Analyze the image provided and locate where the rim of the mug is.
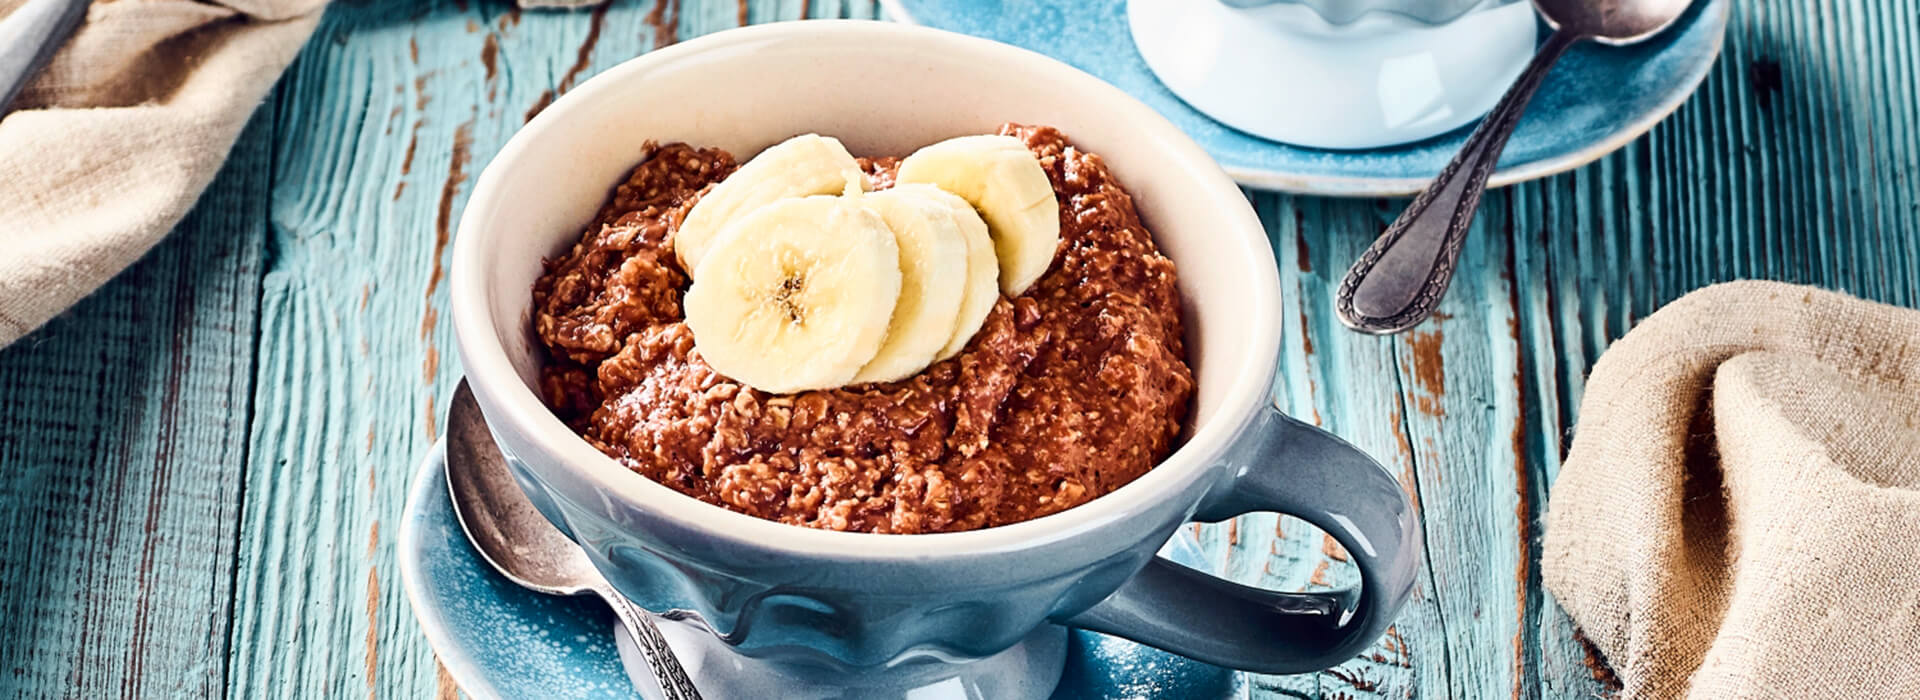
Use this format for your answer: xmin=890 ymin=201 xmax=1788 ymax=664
xmin=451 ymin=20 xmax=1282 ymax=559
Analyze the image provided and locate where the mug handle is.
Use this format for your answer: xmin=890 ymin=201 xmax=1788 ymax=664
xmin=1063 ymin=401 xmax=1422 ymax=674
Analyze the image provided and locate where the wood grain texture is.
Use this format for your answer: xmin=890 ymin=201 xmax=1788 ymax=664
xmin=0 ymin=107 xmax=272 ymax=698
xmin=0 ymin=0 xmax=1915 ymax=697
xmin=1199 ymin=1 xmax=1920 ymax=697
xmin=223 ymin=1 xmax=879 ymax=699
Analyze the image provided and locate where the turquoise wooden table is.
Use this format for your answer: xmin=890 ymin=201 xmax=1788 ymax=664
xmin=2 ymin=0 xmax=1916 ymax=697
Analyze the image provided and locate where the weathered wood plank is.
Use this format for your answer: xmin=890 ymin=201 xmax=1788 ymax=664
xmin=226 ymin=2 xmax=503 ymax=695
xmin=1205 ymin=1 xmax=1919 ymax=698
xmin=158 ymin=0 xmax=1920 ymax=698
xmin=1503 ymin=3 xmax=1920 ymax=694
xmin=0 ymin=0 xmax=1913 ymax=696
xmin=224 ymin=1 xmax=879 ymax=697
xmin=1213 ymin=191 xmax=1547 ymax=700
xmin=0 ymin=107 xmax=272 ymax=699
xmin=1243 ymin=193 xmax=1454 ymax=700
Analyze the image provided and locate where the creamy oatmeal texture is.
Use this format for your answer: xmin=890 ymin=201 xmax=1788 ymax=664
xmin=533 ymin=125 xmax=1193 ymax=534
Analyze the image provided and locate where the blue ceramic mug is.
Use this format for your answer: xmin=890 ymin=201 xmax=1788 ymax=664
xmin=452 ymin=21 xmax=1420 ymax=695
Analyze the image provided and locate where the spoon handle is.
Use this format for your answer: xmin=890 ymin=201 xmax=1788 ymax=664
xmin=0 ymin=0 xmax=90 ymax=116
xmin=599 ymin=585 xmax=705 ymax=700
xmin=1335 ymin=29 xmax=1583 ymax=334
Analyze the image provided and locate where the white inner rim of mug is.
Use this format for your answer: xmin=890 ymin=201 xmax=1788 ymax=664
xmin=450 ymin=21 xmax=1285 ymax=559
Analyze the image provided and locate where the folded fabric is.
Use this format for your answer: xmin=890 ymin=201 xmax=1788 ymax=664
xmin=1544 ymin=281 xmax=1920 ymax=698
xmin=0 ymin=0 xmax=320 ymax=346
xmin=0 ymin=0 xmax=593 ymax=347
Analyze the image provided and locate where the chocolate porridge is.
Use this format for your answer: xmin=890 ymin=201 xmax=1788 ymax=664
xmin=532 ymin=125 xmax=1193 ymax=534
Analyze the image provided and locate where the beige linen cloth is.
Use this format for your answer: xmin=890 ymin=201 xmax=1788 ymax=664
xmin=0 ymin=0 xmax=594 ymax=347
xmin=1544 ymin=281 xmax=1920 ymax=698
xmin=0 ymin=0 xmax=321 ymax=345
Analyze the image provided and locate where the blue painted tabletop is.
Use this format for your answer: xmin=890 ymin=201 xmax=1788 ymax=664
xmin=1 ymin=0 xmax=1916 ymax=698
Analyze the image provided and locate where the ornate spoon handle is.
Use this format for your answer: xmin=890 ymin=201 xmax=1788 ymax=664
xmin=601 ymin=585 xmax=704 ymax=700
xmin=1336 ymin=29 xmax=1585 ymax=334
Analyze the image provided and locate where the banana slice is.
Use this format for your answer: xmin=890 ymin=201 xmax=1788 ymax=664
xmin=675 ymin=134 xmax=865 ymax=273
xmin=684 ymin=195 xmax=901 ymax=394
xmin=896 ymin=135 xmax=1059 ymax=296
xmin=891 ymin=184 xmax=999 ymax=361
xmin=849 ymin=187 xmax=971 ymax=385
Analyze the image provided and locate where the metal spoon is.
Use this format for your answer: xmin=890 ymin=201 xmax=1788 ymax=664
xmin=445 ymin=380 xmax=703 ymax=700
xmin=0 ymin=0 xmax=90 ymax=117
xmin=1334 ymin=0 xmax=1694 ymax=334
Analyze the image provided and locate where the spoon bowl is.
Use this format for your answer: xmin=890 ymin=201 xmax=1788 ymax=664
xmin=446 ymin=382 xmax=601 ymax=595
xmin=445 ymin=380 xmax=703 ymax=699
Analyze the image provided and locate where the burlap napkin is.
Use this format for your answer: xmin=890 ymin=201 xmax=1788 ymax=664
xmin=0 ymin=0 xmax=319 ymax=345
xmin=0 ymin=0 xmax=597 ymax=347
xmin=1544 ymin=281 xmax=1920 ymax=698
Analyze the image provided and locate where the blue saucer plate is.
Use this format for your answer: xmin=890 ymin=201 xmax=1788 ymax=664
xmin=399 ymin=440 xmax=1248 ymax=699
xmin=880 ymin=0 xmax=1728 ymax=195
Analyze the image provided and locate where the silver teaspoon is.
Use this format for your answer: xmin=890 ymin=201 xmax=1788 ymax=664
xmin=445 ymin=380 xmax=703 ymax=700
xmin=1334 ymin=0 xmax=1695 ymax=334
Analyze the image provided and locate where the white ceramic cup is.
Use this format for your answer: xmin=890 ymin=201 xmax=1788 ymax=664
xmin=1127 ymin=0 xmax=1539 ymax=149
